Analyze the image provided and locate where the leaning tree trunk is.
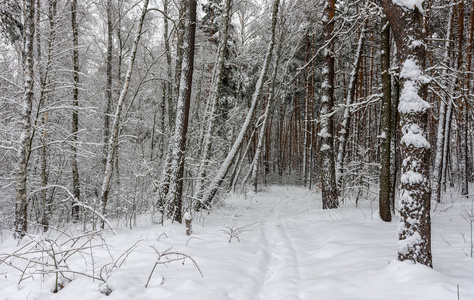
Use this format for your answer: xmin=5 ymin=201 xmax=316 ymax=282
xmin=164 ymin=0 xmax=197 ymax=223
xmin=249 ymin=21 xmax=284 ymax=193
xmin=71 ymin=0 xmax=81 ymax=222
xmin=100 ymin=0 xmax=149 ymax=228
xmin=195 ymin=0 xmax=233 ymax=202
xmin=381 ymin=0 xmax=433 ymax=268
xmin=379 ymin=16 xmax=392 ymax=222
xmin=319 ymin=0 xmax=338 ymax=210
xmin=14 ymin=0 xmax=35 ymax=239
xmin=201 ymin=0 xmax=280 ymax=208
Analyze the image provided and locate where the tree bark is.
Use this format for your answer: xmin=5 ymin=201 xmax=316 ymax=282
xmin=319 ymin=0 xmax=338 ymax=210
xmin=381 ymin=0 xmax=433 ymax=268
xmin=103 ymin=0 xmax=113 ymax=170
xmin=14 ymin=0 xmax=35 ymax=239
xmin=431 ymin=6 xmax=454 ymax=203
xmin=336 ymin=24 xmax=365 ymax=190
xmin=379 ymin=16 xmax=392 ymax=222
xmin=165 ymin=0 xmax=197 ymax=223
xmin=71 ymin=0 xmax=81 ymax=222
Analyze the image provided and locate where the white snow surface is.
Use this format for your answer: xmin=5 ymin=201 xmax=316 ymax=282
xmin=1 ymin=186 xmax=474 ymax=299
xmin=393 ymin=0 xmax=425 ymax=12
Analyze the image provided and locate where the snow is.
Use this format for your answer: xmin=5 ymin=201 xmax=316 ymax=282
xmin=393 ymin=0 xmax=425 ymax=12
xmin=401 ymin=125 xmax=430 ymax=149
xmin=400 ymin=170 xmax=425 ymax=185
xmin=398 ymin=59 xmax=431 ymax=116
xmin=318 ymin=127 xmax=331 ymax=138
xmin=1 ymin=186 xmax=474 ymax=300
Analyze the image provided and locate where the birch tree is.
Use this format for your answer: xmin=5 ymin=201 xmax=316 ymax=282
xmin=200 ymin=0 xmax=280 ymax=208
xmin=70 ymin=0 xmax=81 ymax=222
xmin=100 ymin=0 xmax=150 ymax=227
xmin=195 ymin=0 xmax=233 ymax=203
xmin=14 ymin=0 xmax=35 ymax=239
xmin=381 ymin=0 xmax=433 ymax=267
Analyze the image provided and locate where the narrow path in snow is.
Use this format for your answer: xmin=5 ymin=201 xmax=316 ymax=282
xmin=258 ymin=188 xmax=305 ymax=300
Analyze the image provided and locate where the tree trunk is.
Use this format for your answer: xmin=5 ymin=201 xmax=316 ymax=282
xmin=381 ymin=0 xmax=433 ymax=268
xmin=71 ymin=0 xmax=81 ymax=222
xmin=249 ymin=19 xmax=284 ymax=193
xmin=103 ymin=0 xmax=113 ymax=170
xmin=431 ymin=6 xmax=454 ymax=203
xmin=165 ymin=0 xmax=197 ymax=223
xmin=195 ymin=0 xmax=233 ymax=203
xmin=379 ymin=16 xmax=391 ymax=222
xmin=201 ymin=0 xmax=280 ymax=208
xmin=319 ymin=0 xmax=338 ymax=210
xmin=460 ymin=0 xmax=473 ymax=195
xmin=14 ymin=0 xmax=35 ymax=239
xmin=336 ymin=24 xmax=365 ymax=190
xmin=100 ymin=0 xmax=149 ymax=228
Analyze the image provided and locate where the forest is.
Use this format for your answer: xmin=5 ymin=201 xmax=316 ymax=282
xmin=0 ymin=0 xmax=473 ymax=299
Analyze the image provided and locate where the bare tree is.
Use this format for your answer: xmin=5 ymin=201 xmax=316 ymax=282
xmin=100 ymin=0 xmax=150 ymax=228
xmin=200 ymin=0 xmax=280 ymax=208
xmin=195 ymin=0 xmax=233 ymax=203
xmin=14 ymin=0 xmax=35 ymax=239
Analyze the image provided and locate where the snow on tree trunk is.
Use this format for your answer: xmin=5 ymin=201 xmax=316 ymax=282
xmin=195 ymin=0 xmax=233 ymax=203
xmin=14 ymin=0 xmax=35 ymax=239
xmin=319 ymin=0 xmax=338 ymax=210
xmin=165 ymin=0 xmax=197 ymax=223
xmin=71 ymin=0 xmax=81 ymax=222
xmin=382 ymin=0 xmax=433 ymax=268
xmin=336 ymin=23 xmax=365 ymax=190
xmin=100 ymin=0 xmax=149 ymax=228
xmin=201 ymin=0 xmax=280 ymax=208
xmin=379 ymin=17 xmax=392 ymax=222
xmin=249 ymin=21 xmax=284 ymax=193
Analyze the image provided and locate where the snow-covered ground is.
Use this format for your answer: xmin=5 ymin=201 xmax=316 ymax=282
xmin=1 ymin=186 xmax=474 ymax=299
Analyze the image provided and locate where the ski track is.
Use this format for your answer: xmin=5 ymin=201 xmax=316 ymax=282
xmin=258 ymin=190 xmax=303 ymax=300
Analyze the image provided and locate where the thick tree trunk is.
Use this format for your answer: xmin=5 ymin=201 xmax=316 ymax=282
xmin=165 ymin=0 xmax=197 ymax=223
xmin=381 ymin=0 xmax=433 ymax=268
xmin=379 ymin=17 xmax=392 ymax=222
xmin=201 ymin=0 xmax=280 ymax=207
xmin=14 ymin=0 xmax=35 ymax=239
xmin=319 ymin=0 xmax=338 ymax=210
xmin=71 ymin=0 xmax=81 ymax=222
xmin=100 ymin=0 xmax=149 ymax=227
